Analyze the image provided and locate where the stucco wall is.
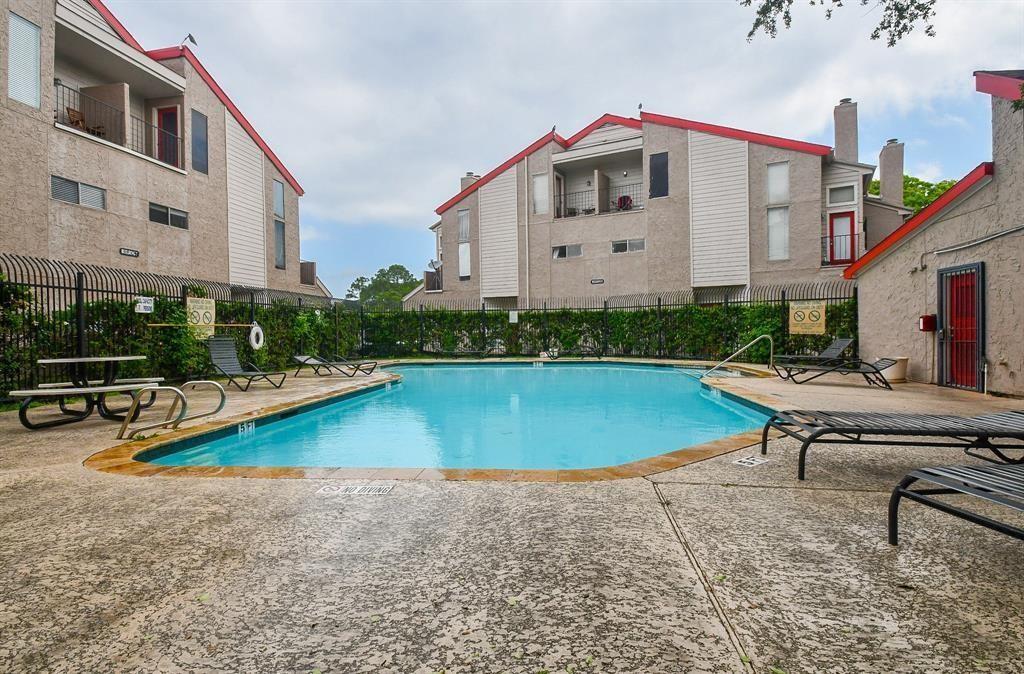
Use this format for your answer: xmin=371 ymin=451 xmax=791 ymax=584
xmin=642 ymin=123 xmax=690 ymax=292
xmin=857 ymin=97 xmax=1024 ymax=395
xmin=863 ymin=200 xmax=906 ymax=248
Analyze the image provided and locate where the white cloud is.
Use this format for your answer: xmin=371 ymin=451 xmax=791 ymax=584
xmin=910 ymin=162 xmax=945 ymax=183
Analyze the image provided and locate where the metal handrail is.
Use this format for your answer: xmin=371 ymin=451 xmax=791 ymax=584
xmin=700 ymin=334 xmax=774 ymax=379
xmin=116 ymin=380 xmax=226 ymax=439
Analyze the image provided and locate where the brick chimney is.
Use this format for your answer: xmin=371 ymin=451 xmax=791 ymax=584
xmin=879 ymin=138 xmax=905 ymax=206
xmin=833 ymin=98 xmax=858 ymax=163
xmin=461 ymin=172 xmax=479 ymax=190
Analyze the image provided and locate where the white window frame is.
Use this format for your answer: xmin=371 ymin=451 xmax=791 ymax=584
xmin=457 ymin=209 xmax=470 ymax=243
xmin=767 ymin=206 xmax=789 ymax=261
xmin=611 ymin=238 xmax=645 ymax=254
xmin=273 ymin=179 xmax=285 ymax=218
xmin=7 ymin=12 xmax=41 ymax=109
xmin=827 ymin=183 xmax=857 ymax=207
xmin=766 ymin=161 xmax=790 ymax=205
xmin=532 ymin=173 xmax=549 ymax=215
xmin=552 ymin=243 xmax=582 ymax=259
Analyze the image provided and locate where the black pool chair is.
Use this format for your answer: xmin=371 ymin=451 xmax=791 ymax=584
xmin=775 ymin=337 xmax=854 ymax=365
xmin=773 ymin=357 xmax=898 ymax=389
xmin=761 ymin=409 xmax=1024 ymax=480
xmin=888 ymin=463 xmax=1024 ymax=545
xmin=326 ymin=354 xmax=378 ymax=375
xmin=207 ymin=336 xmax=287 ymax=391
xmin=292 ymin=355 xmax=356 ymax=377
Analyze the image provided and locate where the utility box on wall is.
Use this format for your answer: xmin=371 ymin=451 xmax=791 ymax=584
xmin=919 ymin=314 xmax=937 ymax=332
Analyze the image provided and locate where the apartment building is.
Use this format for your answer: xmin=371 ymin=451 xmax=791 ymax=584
xmin=1 ymin=0 xmax=325 ymax=294
xmin=405 ymin=100 xmax=909 ymax=307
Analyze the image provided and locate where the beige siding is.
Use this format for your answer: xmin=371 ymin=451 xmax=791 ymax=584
xmin=688 ymin=130 xmax=749 ymax=286
xmin=225 ymin=110 xmax=266 ymax=287
xmin=572 ymin=123 xmax=641 ymax=149
xmin=478 ymin=165 xmax=519 ymax=298
xmin=56 ymin=0 xmax=118 ymax=40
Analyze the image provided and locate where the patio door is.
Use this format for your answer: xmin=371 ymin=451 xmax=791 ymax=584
xmin=828 ymin=211 xmax=855 ymax=264
xmin=938 ymin=263 xmax=984 ymax=391
xmin=156 ymin=107 xmax=179 ymax=167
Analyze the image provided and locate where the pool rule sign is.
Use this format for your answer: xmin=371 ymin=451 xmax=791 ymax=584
xmin=789 ymin=300 xmax=826 ymax=335
xmin=187 ymin=297 xmax=216 ymax=338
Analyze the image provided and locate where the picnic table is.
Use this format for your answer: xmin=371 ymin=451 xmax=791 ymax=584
xmin=13 ymin=356 xmax=157 ymax=429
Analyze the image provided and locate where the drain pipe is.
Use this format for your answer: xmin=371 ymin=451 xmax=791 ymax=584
xmin=523 ymin=160 xmax=530 ymax=302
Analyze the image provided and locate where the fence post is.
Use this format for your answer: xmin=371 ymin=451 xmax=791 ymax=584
xmin=418 ymin=305 xmax=425 ymax=353
xmin=480 ymin=302 xmax=486 ymax=350
xmin=657 ymin=297 xmax=663 ymax=358
xmin=297 ymin=297 xmax=303 ymax=353
xmin=359 ymin=304 xmax=365 ymax=355
xmin=333 ymin=302 xmax=340 ymax=357
xmin=75 ymin=271 xmax=87 ymax=358
xmin=542 ymin=301 xmax=548 ymax=352
xmin=249 ymin=291 xmax=256 ymax=325
xmin=602 ymin=300 xmax=609 ymax=357
xmin=781 ymin=289 xmax=788 ymax=352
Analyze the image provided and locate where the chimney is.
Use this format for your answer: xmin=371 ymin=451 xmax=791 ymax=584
xmin=461 ymin=171 xmax=479 ymax=190
xmin=833 ymin=98 xmax=858 ymax=163
xmin=879 ymin=138 xmax=905 ymax=206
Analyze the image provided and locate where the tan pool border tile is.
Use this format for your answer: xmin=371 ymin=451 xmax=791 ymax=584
xmin=84 ymin=360 xmax=779 ymax=483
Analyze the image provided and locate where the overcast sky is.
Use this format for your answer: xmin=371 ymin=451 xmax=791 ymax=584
xmin=108 ymin=0 xmax=1024 ymax=296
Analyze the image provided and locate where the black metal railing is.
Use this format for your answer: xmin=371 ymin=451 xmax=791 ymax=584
xmin=605 ymin=183 xmax=644 ymax=212
xmin=555 ymin=189 xmax=596 ymax=218
xmin=821 ymin=233 xmax=858 ymax=266
xmin=53 ymin=82 xmax=183 ymax=169
xmin=425 ymin=269 xmax=443 ymax=292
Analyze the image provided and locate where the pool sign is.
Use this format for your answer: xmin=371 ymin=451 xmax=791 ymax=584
xmin=186 ymin=296 xmax=216 ymax=338
xmin=789 ymin=300 xmax=826 ymax=335
xmin=134 ymin=296 xmax=154 ymax=314
xmin=509 ymin=310 xmax=518 ymax=324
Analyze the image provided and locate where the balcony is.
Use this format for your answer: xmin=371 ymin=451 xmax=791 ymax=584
xmin=555 ymin=183 xmax=644 ymax=218
xmin=424 ymin=268 xmax=443 ymax=292
xmin=821 ymin=233 xmax=858 ymax=266
xmin=54 ymin=82 xmax=183 ymax=169
xmin=552 ymin=147 xmax=643 ymax=220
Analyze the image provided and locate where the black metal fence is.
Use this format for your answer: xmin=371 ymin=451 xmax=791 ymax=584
xmin=0 ymin=254 xmax=857 ymax=398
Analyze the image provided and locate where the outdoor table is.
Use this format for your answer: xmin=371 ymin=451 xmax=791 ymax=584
xmin=34 ymin=355 xmax=148 ymax=423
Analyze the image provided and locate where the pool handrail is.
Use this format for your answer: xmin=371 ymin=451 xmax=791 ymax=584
xmin=116 ymin=380 xmax=227 ymax=440
xmin=701 ymin=334 xmax=773 ymax=379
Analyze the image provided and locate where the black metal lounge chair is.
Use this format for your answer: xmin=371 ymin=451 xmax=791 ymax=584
xmin=761 ymin=409 xmax=1024 ymax=480
xmin=292 ymin=355 xmax=357 ymax=377
xmin=773 ymin=357 xmax=898 ymax=389
xmin=775 ymin=337 xmax=854 ymax=365
xmin=206 ymin=336 xmax=286 ymax=391
xmin=327 ymin=354 xmax=378 ymax=375
xmin=888 ymin=463 xmax=1024 ymax=544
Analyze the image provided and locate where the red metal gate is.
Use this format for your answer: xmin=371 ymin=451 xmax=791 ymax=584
xmin=938 ymin=263 xmax=984 ymax=391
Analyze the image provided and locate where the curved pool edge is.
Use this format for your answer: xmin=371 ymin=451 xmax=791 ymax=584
xmin=84 ymin=360 xmax=782 ymax=483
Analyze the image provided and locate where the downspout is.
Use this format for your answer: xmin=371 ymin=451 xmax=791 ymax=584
xmin=523 ymin=159 xmax=530 ymax=305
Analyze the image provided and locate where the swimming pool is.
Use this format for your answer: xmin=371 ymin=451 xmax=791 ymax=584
xmin=141 ymin=363 xmax=769 ymax=471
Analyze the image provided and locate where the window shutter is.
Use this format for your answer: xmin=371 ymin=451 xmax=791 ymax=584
xmin=8 ymin=13 xmax=41 ymax=108
xmin=79 ymin=184 xmax=106 ymax=209
xmin=50 ymin=176 xmax=79 ymax=204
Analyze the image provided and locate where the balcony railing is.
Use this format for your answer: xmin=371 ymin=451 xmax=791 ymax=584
xmin=425 ymin=268 xmax=443 ymax=292
xmin=604 ymin=183 xmax=644 ymax=212
xmin=555 ymin=182 xmax=644 ymax=219
xmin=54 ymin=82 xmax=183 ymax=169
xmin=821 ymin=233 xmax=858 ymax=266
xmin=555 ymin=189 xmax=596 ymax=218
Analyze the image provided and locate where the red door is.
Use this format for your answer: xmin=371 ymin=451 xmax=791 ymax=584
xmin=939 ymin=264 xmax=983 ymax=390
xmin=828 ymin=211 xmax=855 ymax=264
xmin=156 ymin=107 xmax=179 ymax=167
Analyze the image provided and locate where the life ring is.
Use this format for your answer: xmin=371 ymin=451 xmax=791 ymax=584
xmin=248 ymin=322 xmax=265 ymax=350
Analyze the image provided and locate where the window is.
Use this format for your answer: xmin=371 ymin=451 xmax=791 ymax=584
xmin=50 ymin=175 xmax=106 ymax=209
xmin=191 ymin=109 xmax=208 ymax=174
xmin=612 ymin=238 xmax=645 ymax=254
xmin=148 ymin=202 xmax=189 ymax=229
xmin=457 ymin=209 xmax=470 ymax=242
xmin=8 ymin=13 xmax=40 ymax=108
xmin=273 ymin=179 xmax=285 ymax=218
xmin=767 ymin=162 xmax=789 ymax=204
xmin=274 ymin=220 xmax=286 ymax=269
xmin=532 ymin=173 xmax=549 ymax=214
xmin=649 ymin=152 xmax=668 ymax=199
xmin=767 ymin=206 xmax=789 ymax=260
xmin=552 ymin=244 xmax=582 ymax=259
xmin=828 ymin=184 xmax=856 ymax=205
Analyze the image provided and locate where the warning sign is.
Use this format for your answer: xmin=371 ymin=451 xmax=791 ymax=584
xmin=186 ymin=297 xmax=216 ymax=339
xmin=789 ymin=300 xmax=826 ymax=335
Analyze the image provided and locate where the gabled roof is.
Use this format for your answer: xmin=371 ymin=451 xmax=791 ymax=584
xmin=85 ymin=0 xmax=303 ymax=195
xmin=974 ymin=70 xmax=1024 ymax=100
xmin=843 ymin=162 xmax=994 ymax=279
xmin=434 ymin=110 xmax=832 ymax=214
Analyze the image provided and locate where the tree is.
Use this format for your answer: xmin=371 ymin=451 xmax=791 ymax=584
xmin=868 ymin=174 xmax=956 ymax=213
xmin=344 ymin=264 xmax=419 ymax=306
xmin=1012 ymin=83 xmax=1024 ymax=114
xmin=741 ymin=0 xmax=937 ymax=46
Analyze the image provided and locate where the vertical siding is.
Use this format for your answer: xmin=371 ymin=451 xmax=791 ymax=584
xmin=478 ymin=165 xmax=519 ymax=298
xmin=225 ymin=111 xmax=266 ymax=287
xmin=688 ymin=131 xmax=749 ymax=286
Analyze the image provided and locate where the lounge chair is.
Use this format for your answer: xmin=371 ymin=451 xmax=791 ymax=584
xmin=773 ymin=357 xmax=898 ymax=389
xmin=888 ymin=463 xmax=1024 ymax=544
xmin=326 ymin=354 xmax=378 ymax=375
xmin=775 ymin=337 xmax=854 ymax=365
xmin=206 ymin=336 xmax=286 ymax=391
xmin=761 ymin=409 xmax=1024 ymax=480
xmin=292 ymin=355 xmax=356 ymax=377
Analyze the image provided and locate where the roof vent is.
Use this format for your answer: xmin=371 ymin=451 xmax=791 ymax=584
xmin=886 ymin=138 xmax=899 ymax=145
xmin=839 ymin=97 xmax=853 ymax=104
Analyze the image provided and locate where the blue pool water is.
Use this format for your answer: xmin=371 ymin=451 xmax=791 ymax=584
xmin=146 ymin=363 xmax=768 ymax=470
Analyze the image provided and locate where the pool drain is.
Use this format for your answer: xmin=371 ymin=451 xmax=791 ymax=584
xmin=317 ymin=485 xmax=393 ymax=495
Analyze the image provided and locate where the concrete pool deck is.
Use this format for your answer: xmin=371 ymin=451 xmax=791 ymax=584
xmin=1 ymin=360 xmax=1022 ymax=672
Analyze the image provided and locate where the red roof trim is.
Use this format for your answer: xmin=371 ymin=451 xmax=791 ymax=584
xmin=434 ymin=131 xmax=566 ymax=215
xmin=844 ymin=162 xmax=994 ymax=279
xmin=975 ymin=72 xmax=1024 ymax=101
xmin=563 ymin=114 xmax=642 ymax=147
xmin=640 ymin=112 xmax=832 ymax=156
xmin=85 ymin=0 xmax=145 ymax=52
xmin=147 ymin=46 xmax=304 ymax=196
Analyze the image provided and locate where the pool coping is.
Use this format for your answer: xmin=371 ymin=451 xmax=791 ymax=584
xmin=83 ymin=359 xmax=783 ymax=482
